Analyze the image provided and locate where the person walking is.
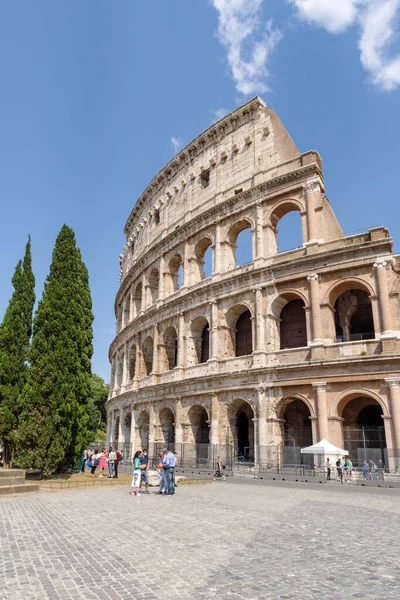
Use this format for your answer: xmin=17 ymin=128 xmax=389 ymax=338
xmin=157 ymin=451 xmax=167 ymax=495
xmin=345 ymin=457 xmax=353 ymax=481
xmin=90 ymin=450 xmax=100 ymax=477
xmin=362 ymin=460 xmax=369 ymax=479
xmin=163 ymin=446 xmax=176 ymax=495
xmin=325 ymin=458 xmax=331 ymax=480
xmin=336 ymin=457 xmax=343 ymax=483
xmin=139 ymin=448 xmax=150 ymax=495
xmin=108 ymin=447 xmax=116 ymax=479
xmin=130 ymin=450 xmax=145 ymax=497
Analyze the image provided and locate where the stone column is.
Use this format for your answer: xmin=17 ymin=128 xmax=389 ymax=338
xmin=129 ymin=284 xmax=135 ymax=321
xmin=110 ymin=411 xmax=116 ymax=445
xmin=265 ymin=222 xmax=278 ymax=256
xmin=307 ymin=274 xmax=323 ymax=344
xmin=118 ymin=408 xmax=123 ymax=447
xmin=374 ymin=261 xmax=394 ymax=337
xmin=152 ymin=324 xmax=159 ymax=376
xmin=214 ymin=220 xmax=222 ymax=275
xmin=121 ymin=298 xmax=126 ymax=329
xmin=158 ymin=255 xmax=165 ymax=302
xmin=183 ymin=239 xmax=190 ymax=288
xmin=255 ymin=201 xmax=265 ymax=261
xmin=253 ymin=286 xmax=267 ymax=367
xmin=121 ymin=343 xmax=129 ymax=390
xmin=256 ymin=388 xmax=268 ymax=466
xmin=110 ymin=357 xmax=116 ymax=394
xmin=130 ymin=409 xmax=136 ymax=459
xmin=141 ymin=273 xmax=147 ymax=313
xmin=312 ymin=382 xmax=329 ymax=441
xmin=303 ymin=181 xmax=320 ymax=244
xmin=385 ymin=378 xmax=400 ymax=470
xmin=148 ymin=404 xmax=156 ymax=453
xmin=174 ymin=399 xmax=183 ymax=446
xmin=210 ymin=394 xmax=219 ymax=447
xmin=176 ymin=312 xmax=186 ymax=372
xmin=209 ymin=301 xmax=220 ymax=371
xmin=134 ymin=338 xmax=141 ymax=389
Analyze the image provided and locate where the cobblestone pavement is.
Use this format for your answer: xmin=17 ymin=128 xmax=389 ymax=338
xmin=1 ymin=480 xmax=400 ymax=600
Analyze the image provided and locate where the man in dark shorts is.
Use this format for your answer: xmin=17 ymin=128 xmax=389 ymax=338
xmin=139 ymin=448 xmax=150 ymax=494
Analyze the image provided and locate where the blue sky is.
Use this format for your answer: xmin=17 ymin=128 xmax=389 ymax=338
xmin=0 ymin=0 xmax=399 ymax=382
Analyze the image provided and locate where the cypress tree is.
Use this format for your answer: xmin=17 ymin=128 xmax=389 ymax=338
xmin=0 ymin=237 xmax=35 ymax=468
xmin=19 ymin=225 xmax=93 ymax=475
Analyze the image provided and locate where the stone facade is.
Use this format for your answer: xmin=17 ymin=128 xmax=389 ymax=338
xmin=106 ymin=96 xmax=400 ymax=470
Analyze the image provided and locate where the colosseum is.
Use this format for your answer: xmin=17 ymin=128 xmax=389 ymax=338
xmin=106 ymin=96 xmax=400 ymax=472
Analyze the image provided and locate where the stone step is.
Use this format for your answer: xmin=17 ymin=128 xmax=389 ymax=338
xmin=0 ymin=483 xmax=40 ymax=496
xmin=0 ymin=476 xmax=26 ymax=486
xmin=0 ymin=469 xmax=26 ymax=478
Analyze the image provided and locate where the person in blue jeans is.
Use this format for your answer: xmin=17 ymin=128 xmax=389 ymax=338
xmin=162 ymin=447 xmax=176 ymax=495
xmin=139 ymin=449 xmax=150 ymax=494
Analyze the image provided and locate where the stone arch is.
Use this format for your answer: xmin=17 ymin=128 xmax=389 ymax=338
xmin=128 ymin=342 xmax=136 ymax=380
xmin=193 ymin=237 xmax=213 ymax=283
xmin=334 ymin=390 xmax=388 ymax=466
xmin=137 ymin=409 xmax=149 ymax=450
xmin=159 ymin=407 xmax=175 ymax=446
xmin=331 ymin=389 xmax=388 ymax=418
xmin=163 ymin=326 xmax=178 ymax=371
xmin=188 ymin=405 xmax=210 ymax=444
xmin=269 ymin=291 xmax=308 ymax=351
xmin=227 ymin=399 xmax=255 ymax=461
xmin=166 ymin=253 xmax=183 ymax=295
xmin=226 ymin=219 xmax=253 ymax=270
xmin=190 ymin=316 xmax=210 ymax=364
xmin=324 ymin=278 xmax=375 ymax=307
xmin=267 ymin=200 xmax=304 ymax=255
xmin=148 ymin=268 xmax=160 ymax=305
xmin=133 ymin=282 xmax=143 ymax=317
xmin=225 ymin=303 xmax=253 ymax=357
xmin=142 ymin=336 xmax=154 ymax=376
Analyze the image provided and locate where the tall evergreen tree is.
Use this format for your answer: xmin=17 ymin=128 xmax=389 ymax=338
xmin=0 ymin=237 xmax=35 ymax=467
xmin=19 ymin=225 xmax=93 ymax=475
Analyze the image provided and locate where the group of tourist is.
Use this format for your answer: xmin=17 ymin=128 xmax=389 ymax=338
xmin=79 ymin=447 xmax=123 ymax=479
xmin=325 ymin=456 xmax=385 ymax=482
xmin=131 ymin=447 xmax=177 ymax=497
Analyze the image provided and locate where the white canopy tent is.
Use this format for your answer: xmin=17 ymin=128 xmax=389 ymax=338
xmin=301 ymin=439 xmax=348 ymax=456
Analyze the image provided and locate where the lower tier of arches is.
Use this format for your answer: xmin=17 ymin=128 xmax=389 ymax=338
xmin=106 ymin=377 xmax=400 ymax=471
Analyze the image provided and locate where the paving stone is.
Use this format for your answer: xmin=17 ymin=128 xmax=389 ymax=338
xmin=0 ymin=482 xmax=400 ymax=599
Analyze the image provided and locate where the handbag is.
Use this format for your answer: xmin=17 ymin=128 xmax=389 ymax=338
xmin=87 ymin=460 xmax=92 ymax=468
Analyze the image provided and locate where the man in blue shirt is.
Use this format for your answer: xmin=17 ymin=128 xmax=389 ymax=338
xmin=139 ymin=448 xmax=150 ymax=494
xmin=162 ymin=447 xmax=176 ymax=495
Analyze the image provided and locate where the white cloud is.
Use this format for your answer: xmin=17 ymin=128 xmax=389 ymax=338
xmin=290 ymin=0 xmax=362 ymax=33
xmin=359 ymin=0 xmax=400 ymax=90
xmin=212 ymin=0 xmax=281 ymax=95
xmin=213 ymin=107 xmax=230 ymax=120
xmin=290 ymin=0 xmax=400 ymax=90
xmin=171 ymin=136 xmax=182 ymax=153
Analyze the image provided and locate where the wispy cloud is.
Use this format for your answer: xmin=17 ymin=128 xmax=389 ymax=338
xmin=171 ymin=136 xmax=183 ymax=153
xmin=291 ymin=0 xmax=400 ymax=90
xmin=359 ymin=0 xmax=400 ymax=90
xmin=213 ymin=107 xmax=230 ymax=121
xmin=289 ymin=0 xmax=362 ymax=33
xmin=211 ymin=0 xmax=282 ymax=95
xmin=211 ymin=0 xmax=400 ymax=93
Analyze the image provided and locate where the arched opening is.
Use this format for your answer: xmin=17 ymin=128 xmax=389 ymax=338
xmin=164 ymin=327 xmax=178 ymax=371
xmin=194 ymin=238 xmax=213 ymax=282
xmin=123 ymin=296 xmax=130 ymax=326
xmin=148 ymin=269 xmax=160 ymax=305
xmin=159 ymin=408 xmax=175 ymax=447
xmin=235 ymin=310 xmax=252 ymax=356
xmin=226 ymin=220 xmax=253 ymax=269
xmin=167 ymin=254 xmax=184 ymax=294
xmin=116 ymin=355 xmax=123 ymax=387
xmin=190 ymin=317 xmax=210 ymax=364
xmin=128 ymin=344 xmax=136 ymax=380
xmin=280 ymin=299 xmax=307 ymax=349
xmin=138 ymin=410 xmax=149 ymax=450
xmin=334 ymin=289 xmax=375 ymax=342
xmin=142 ymin=336 xmax=154 ymax=376
xmin=133 ymin=283 xmax=142 ymax=317
xmin=228 ymin=400 xmax=254 ymax=462
xmin=275 ymin=210 xmax=302 ymax=253
xmin=280 ymin=399 xmax=312 ymax=466
xmin=341 ymin=397 xmax=386 ymax=466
